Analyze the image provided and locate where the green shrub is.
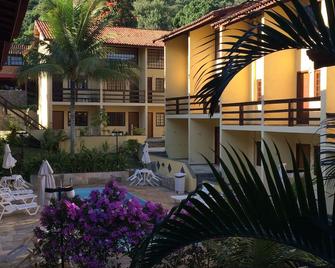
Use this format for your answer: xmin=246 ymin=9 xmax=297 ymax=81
xmin=40 ymin=129 xmax=67 ymax=152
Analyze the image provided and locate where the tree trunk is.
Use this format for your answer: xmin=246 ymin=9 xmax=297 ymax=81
xmin=70 ymin=80 xmax=76 ymax=155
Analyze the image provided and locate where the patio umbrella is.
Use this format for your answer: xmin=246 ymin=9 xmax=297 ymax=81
xmin=38 ymin=160 xmax=56 ymax=206
xmin=2 ymin=144 xmax=17 ymax=174
xmin=141 ymin=142 xmax=151 ymax=165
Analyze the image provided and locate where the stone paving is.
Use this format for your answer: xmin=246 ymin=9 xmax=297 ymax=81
xmin=0 ymin=181 xmax=180 ymax=267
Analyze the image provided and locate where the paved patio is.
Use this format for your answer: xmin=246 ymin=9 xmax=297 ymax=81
xmin=0 ymin=181 xmax=179 ymax=267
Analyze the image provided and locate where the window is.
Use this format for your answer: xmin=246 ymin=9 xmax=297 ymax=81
xmin=107 ymin=47 xmax=138 ymax=63
xmin=255 ymin=141 xmax=261 ymax=166
xmin=256 ymin=79 xmax=262 ymax=101
xmin=148 ymin=49 xmax=164 ymax=69
xmin=68 ymin=80 xmax=88 ymax=89
xmin=105 ymin=79 xmax=127 ymax=91
xmin=314 ymin=70 xmax=321 ymax=96
xmin=67 ymin=112 xmax=88 ymax=126
xmin=5 ymin=55 xmax=24 ymax=66
xmin=155 ymin=78 xmax=164 ymax=92
xmin=107 ymin=112 xmax=125 ymax=126
xmin=156 ymin=113 xmax=165 ymax=127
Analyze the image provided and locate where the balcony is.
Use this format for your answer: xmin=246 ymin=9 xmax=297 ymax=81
xmin=222 ymin=96 xmax=321 ymax=126
xmin=148 ymin=91 xmax=165 ymax=104
xmin=166 ymin=95 xmax=218 ymax=115
xmin=53 ymin=88 xmax=100 ymax=103
xmin=103 ymin=89 xmax=145 ymax=103
xmin=52 ymin=88 xmax=164 ymax=104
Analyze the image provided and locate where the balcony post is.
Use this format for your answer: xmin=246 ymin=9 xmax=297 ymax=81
xmin=288 ymin=100 xmax=294 ymax=126
xmin=239 ymin=104 xmax=244 ymax=125
xmin=176 ymin=99 xmax=180 ymax=114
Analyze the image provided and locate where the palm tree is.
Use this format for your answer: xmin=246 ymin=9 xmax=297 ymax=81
xmin=196 ymin=0 xmax=335 ymax=115
xmin=18 ymin=0 xmax=136 ymax=154
xmin=130 ymin=142 xmax=335 ymax=267
xmin=215 ymin=238 xmax=328 ymax=268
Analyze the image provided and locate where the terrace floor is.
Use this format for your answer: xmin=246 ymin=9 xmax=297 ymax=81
xmin=0 ymin=181 xmax=179 ymax=267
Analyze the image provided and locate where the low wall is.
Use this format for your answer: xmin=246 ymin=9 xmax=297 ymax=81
xmin=59 ymin=135 xmax=146 ymax=153
xmin=31 ymin=171 xmax=129 ymax=189
xmin=150 ymin=155 xmax=197 ymax=192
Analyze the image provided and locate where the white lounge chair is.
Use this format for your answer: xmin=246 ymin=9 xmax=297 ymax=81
xmin=0 ymin=188 xmax=39 ymax=221
xmin=0 ymin=175 xmax=32 ymax=191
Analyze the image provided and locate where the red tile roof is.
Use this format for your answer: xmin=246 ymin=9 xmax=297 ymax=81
xmin=35 ymin=20 xmax=53 ymax=40
xmin=212 ymin=0 xmax=285 ymax=28
xmin=35 ymin=20 xmax=169 ymax=48
xmin=158 ymin=0 xmax=285 ymax=42
xmin=9 ymin=44 xmax=29 ymax=55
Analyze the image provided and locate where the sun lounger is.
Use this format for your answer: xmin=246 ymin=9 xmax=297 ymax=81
xmin=0 ymin=175 xmax=32 ymax=191
xmin=0 ymin=188 xmax=39 ymax=221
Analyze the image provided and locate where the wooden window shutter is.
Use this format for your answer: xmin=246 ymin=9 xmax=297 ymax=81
xmin=256 ymin=79 xmax=262 ymax=101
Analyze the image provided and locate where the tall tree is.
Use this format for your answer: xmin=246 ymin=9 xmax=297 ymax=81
xmin=106 ymin=0 xmax=137 ymax=27
xmin=173 ymin=0 xmax=242 ymax=28
xmin=15 ymin=0 xmax=41 ymax=44
xmin=18 ymin=0 xmax=136 ymax=154
xmin=132 ymin=0 xmax=172 ymax=30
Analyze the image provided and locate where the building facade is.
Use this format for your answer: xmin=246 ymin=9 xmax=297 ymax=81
xmin=153 ymin=0 xmax=333 ymax=191
xmin=34 ymin=21 xmax=169 ymax=150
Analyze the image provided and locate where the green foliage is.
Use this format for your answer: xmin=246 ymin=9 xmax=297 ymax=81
xmin=154 ymin=239 xmax=328 ymax=268
xmin=40 ymin=129 xmax=67 ymax=152
xmin=92 ymin=109 xmax=109 ymax=128
xmin=14 ymin=0 xmax=42 ymax=44
xmin=131 ymin=142 xmax=335 ymax=267
xmin=21 ymin=144 xmax=140 ymax=179
xmin=106 ymin=0 xmax=137 ymax=27
xmin=173 ymin=0 xmax=241 ymax=27
xmin=133 ymin=0 xmax=173 ymax=30
xmin=133 ymin=127 xmax=145 ymax=135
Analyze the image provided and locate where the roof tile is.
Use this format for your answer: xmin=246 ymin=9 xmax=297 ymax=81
xmin=35 ymin=20 xmax=169 ymax=48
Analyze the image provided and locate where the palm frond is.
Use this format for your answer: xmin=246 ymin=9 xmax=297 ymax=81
xmin=196 ymin=0 xmax=335 ymax=115
xmin=130 ymin=142 xmax=335 ymax=267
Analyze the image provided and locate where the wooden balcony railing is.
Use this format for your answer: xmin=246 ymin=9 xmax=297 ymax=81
xmin=53 ymin=88 xmax=100 ymax=103
xmin=221 ymin=96 xmax=321 ymax=126
xmin=103 ymin=89 xmax=145 ymax=103
xmin=264 ymin=96 xmax=320 ymax=126
xmin=222 ymin=100 xmax=262 ymax=125
xmin=166 ymin=95 xmax=219 ymax=115
xmin=148 ymin=91 xmax=165 ymax=103
xmin=166 ymin=96 xmax=189 ymax=114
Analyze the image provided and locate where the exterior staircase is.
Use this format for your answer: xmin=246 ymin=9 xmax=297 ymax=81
xmin=146 ymin=137 xmax=166 ymax=155
xmin=0 ymin=95 xmax=45 ymax=140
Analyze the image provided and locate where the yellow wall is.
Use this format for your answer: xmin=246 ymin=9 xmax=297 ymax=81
xmin=165 ymin=118 xmax=188 ymax=158
xmin=189 ymin=25 xmax=215 ymax=96
xmin=263 ymin=132 xmax=320 ymax=171
xmin=220 ymin=22 xmax=252 ymax=104
xmin=264 ymin=50 xmax=297 ymax=100
xmin=165 ymin=35 xmax=188 ymax=98
xmin=189 ymin=119 xmax=219 ymax=164
xmin=151 ymin=155 xmax=197 ymax=192
xmin=327 ymin=66 xmax=335 ymax=113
